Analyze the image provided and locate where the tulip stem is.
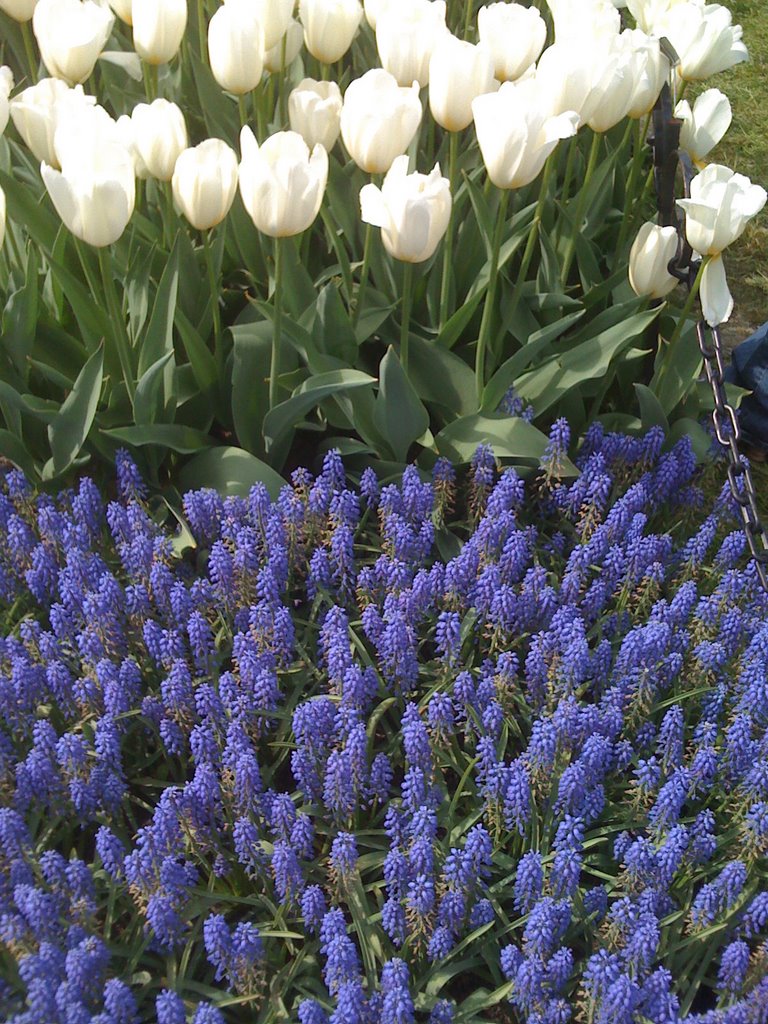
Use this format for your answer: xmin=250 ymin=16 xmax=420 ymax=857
xmin=560 ymin=128 xmax=601 ymax=287
xmin=21 ymin=21 xmax=37 ymax=85
xmin=238 ymin=95 xmax=249 ymax=128
xmin=98 ymin=247 xmax=135 ymax=403
xmin=353 ymin=221 xmax=374 ymax=329
xmin=475 ymin=187 xmax=510 ymax=405
xmin=270 ymin=237 xmax=285 ymax=411
xmin=463 ymin=0 xmax=474 ymax=39
xmin=505 ymin=154 xmax=554 ymax=347
xmin=202 ymin=228 xmax=223 ymax=380
xmin=142 ymin=62 xmax=157 ymax=102
xmin=400 ymin=262 xmax=414 ymax=375
xmin=614 ymin=112 xmax=653 ymax=266
xmin=660 ymin=256 xmax=709 ymax=383
xmin=279 ymin=35 xmax=289 ymax=127
xmin=557 ymin=137 xmax=577 ymax=238
xmin=438 ymin=130 xmax=459 ymax=330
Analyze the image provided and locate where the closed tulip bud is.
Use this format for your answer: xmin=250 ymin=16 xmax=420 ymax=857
xmin=239 ymin=127 xmax=328 ymax=237
xmin=657 ymin=0 xmax=747 ymax=81
xmin=477 ymin=3 xmax=546 ymax=83
xmin=628 ymin=222 xmax=679 ymax=299
xmin=676 ymin=164 xmax=766 ymax=256
xmin=675 ymin=89 xmax=732 ymax=165
xmin=107 ymin=0 xmax=133 ymax=24
xmin=130 ymin=99 xmax=187 ymax=181
xmin=360 ymin=155 xmax=451 ymax=262
xmin=115 ymin=114 xmax=150 ymax=178
xmin=42 ymin=128 xmax=135 ymax=247
xmin=340 ymin=69 xmax=422 ymax=174
xmin=428 ymin=35 xmax=495 ymax=133
xmin=0 ymin=68 xmax=14 ymax=138
xmin=133 ymin=0 xmax=187 ymax=66
xmin=10 ymin=79 xmax=96 ymax=167
xmin=0 ymin=0 xmax=38 ymax=22
xmin=289 ymin=79 xmax=342 ymax=152
xmin=299 ymin=0 xmax=363 ymax=65
xmin=33 ymin=0 xmax=114 ymax=85
xmin=264 ymin=19 xmax=304 ymax=73
xmin=623 ymin=30 xmax=669 ymax=119
xmin=208 ymin=0 xmax=264 ymax=95
xmin=472 ymin=79 xmax=579 ymax=190
xmin=172 ymin=138 xmax=238 ymax=231
xmin=251 ymin=0 xmax=294 ymax=49
xmin=376 ymin=0 xmax=447 ymax=87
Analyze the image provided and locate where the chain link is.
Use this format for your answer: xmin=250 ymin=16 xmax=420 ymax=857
xmin=651 ymin=82 xmax=768 ymax=590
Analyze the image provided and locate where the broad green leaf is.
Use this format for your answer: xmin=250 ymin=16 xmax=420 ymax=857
xmin=463 ymin=171 xmax=495 ymax=261
xmin=635 ymin=382 xmax=670 ymax=432
xmin=231 ymin=320 xmax=272 ymax=457
xmin=650 ymin=329 xmax=703 ymax=415
xmin=2 ymin=245 xmax=39 ymax=384
xmin=47 ymin=344 xmax=104 ymax=476
xmin=313 ymin=281 xmax=357 ymax=363
xmin=667 ymin=417 xmax=713 ymax=462
xmin=263 ymin=369 xmax=377 ymax=451
xmin=138 ymin=236 xmax=180 ymax=422
xmin=176 ymin=308 xmax=218 ymax=396
xmin=435 ymin=412 xmax=555 ymax=465
xmin=373 ymin=346 xmax=429 ymax=462
xmin=435 ymin=292 xmax=482 ymax=351
xmin=133 ymin=351 xmax=175 ymax=426
xmin=178 ymin=446 xmax=286 ymax=498
xmin=0 ymin=169 xmax=58 ymax=252
xmin=407 ymin=335 xmax=477 ymax=419
xmin=0 ymin=428 xmax=37 ymax=479
xmin=465 ymin=202 xmax=536 ymax=303
xmin=482 ymin=308 xmax=586 ymax=413
xmin=101 ymin=424 xmax=212 ymax=453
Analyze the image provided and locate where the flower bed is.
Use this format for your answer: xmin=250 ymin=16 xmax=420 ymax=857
xmin=0 ymin=425 xmax=766 ymax=1022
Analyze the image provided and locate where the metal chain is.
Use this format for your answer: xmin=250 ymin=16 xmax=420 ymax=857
xmin=650 ymin=80 xmax=768 ymax=590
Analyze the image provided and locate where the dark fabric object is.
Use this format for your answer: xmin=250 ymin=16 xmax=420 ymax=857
xmin=724 ymin=320 xmax=768 ymax=450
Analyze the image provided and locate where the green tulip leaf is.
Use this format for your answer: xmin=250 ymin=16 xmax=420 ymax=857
xmin=0 ymin=428 xmax=38 ymax=480
xmin=101 ymin=424 xmax=213 ymax=453
xmin=133 ymin=351 xmax=176 ymax=426
xmin=231 ymin=320 xmax=272 ymax=458
xmin=178 ymin=446 xmax=286 ymax=499
xmin=373 ymin=347 xmax=430 ymax=463
xmin=635 ymin=383 xmax=670 ymax=433
xmin=263 ymin=369 xmax=377 ymax=452
xmin=407 ymin=336 xmax=477 ymax=419
xmin=47 ymin=344 xmax=104 ymax=477
xmin=314 ymin=282 xmax=358 ymax=363
xmin=435 ymin=412 xmax=565 ymax=468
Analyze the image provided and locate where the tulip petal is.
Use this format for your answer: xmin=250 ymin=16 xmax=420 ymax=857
xmin=360 ymin=183 xmax=389 ymax=229
xmin=41 ymin=162 xmax=81 ymax=236
xmin=700 ymin=254 xmax=733 ymax=327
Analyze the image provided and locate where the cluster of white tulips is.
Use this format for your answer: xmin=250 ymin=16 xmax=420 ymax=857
xmin=0 ymin=0 xmax=764 ymax=422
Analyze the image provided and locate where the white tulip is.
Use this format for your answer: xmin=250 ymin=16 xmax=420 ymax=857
xmin=340 ymin=69 xmax=422 ymax=174
xmin=10 ymin=78 xmax=95 ymax=167
xmin=130 ymin=99 xmax=188 ymax=181
xmin=0 ymin=0 xmax=38 ymax=22
xmin=376 ymin=0 xmax=447 ymax=87
xmin=628 ymin=222 xmax=679 ymax=299
xmin=132 ymin=0 xmax=187 ymax=65
xmin=115 ymin=113 xmax=150 ymax=178
xmin=535 ymin=43 xmax=603 ymax=126
xmin=33 ymin=0 xmax=114 ymax=85
xmin=675 ymin=89 xmax=732 ymax=165
xmin=626 ymin=0 xmax=686 ymax=34
xmin=622 ymin=29 xmax=669 ymax=119
xmin=250 ymin=0 xmax=294 ymax=49
xmin=42 ymin=127 xmax=135 ymax=247
xmin=700 ymin=253 xmax=732 ymax=326
xmin=364 ymin=0 xmax=404 ymax=29
xmin=477 ymin=3 xmax=547 ymax=83
xmin=289 ymin=79 xmax=342 ymax=153
xmin=264 ymin=20 xmax=305 ymax=73
xmin=656 ymin=0 xmax=748 ymax=81
xmin=472 ymin=78 xmax=579 ymax=189
xmin=677 ymin=164 xmax=766 ymax=256
xmin=107 ymin=0 xmax=132 ymax=24
xmin=0 ymin=68 xmax=14 ymax=138
xmin=360 ymin=155 xmax=451 ymax=263
xmin=208 ymin=0 xmax=264 ymax=95
xmin=585 ymin=37 xmax=638 ymax=133
xmin=172 ymin=138 xmax=239 ymax=231
xmin=299 ymin=0 xmax=363 ymax=65
xmin=547 ymin=0 xmax=620 ymax=42
xmin=239 ymin=127 xmax=328 ymax=238
xmin=428 ymin=35 xmax=496 ymax=133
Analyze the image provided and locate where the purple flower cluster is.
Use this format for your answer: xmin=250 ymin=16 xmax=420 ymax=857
xmin=0 ymin=426 xmax=766 ymax=1022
